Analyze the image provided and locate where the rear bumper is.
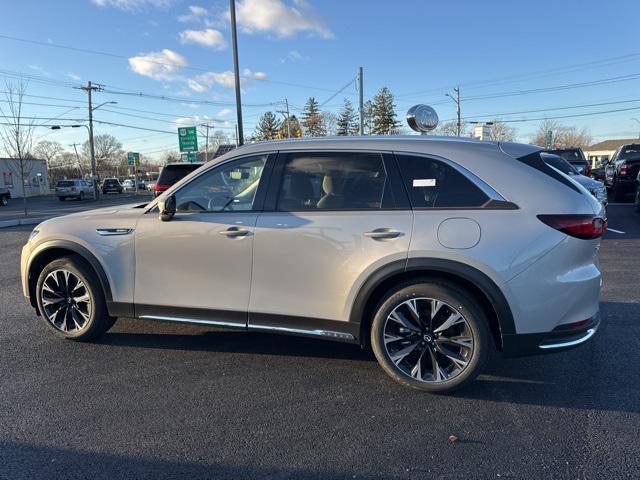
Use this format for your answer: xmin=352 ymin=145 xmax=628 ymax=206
xmin=502 ymin=313 xmax=600 ymax=357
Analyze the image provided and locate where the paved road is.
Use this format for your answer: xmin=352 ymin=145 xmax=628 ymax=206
xmin=0 ymin=193 xmax=153 ymax=222
xmin=0 ymin=206 xmax=638 ymax=479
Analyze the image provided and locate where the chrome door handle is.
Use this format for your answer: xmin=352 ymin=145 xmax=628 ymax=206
xmin=219 ymin=227 xmax=250 ymax=237
xmin=364 ymin=228 xmax=403 ymax=239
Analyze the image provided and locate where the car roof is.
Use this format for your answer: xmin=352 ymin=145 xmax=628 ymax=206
xmin=163 ymin=162 xmax=205 ymax=167
xmin=212 ymin=136 xmax=540 ymax=163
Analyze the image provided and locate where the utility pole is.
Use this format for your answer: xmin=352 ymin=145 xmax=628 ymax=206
xmin=276 ymin=99 xmax=291 ymax=138
xmin=201 ymin=123 xmax=215 ymax=160
xmin=70 ymin=143 xmax=84 ymax=178
xmin=80 ymin=81 xmax=103 ymax=199
xmin=229 ymin=0 xmax=244 ymax=146
xmin=358 ymin=67 xmax=364 ymax=136
xmin=446 ymin=86 xmax=461 ymax=136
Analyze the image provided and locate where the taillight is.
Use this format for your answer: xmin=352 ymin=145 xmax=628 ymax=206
xmin=584 ymin=163 xmax=591 ymax=176
xmin=620 ymin=163 xmax=628 ymax=175
xmin=154 ymin=184 xmax=168 ymax=191
xmin=537 ymin=214 xmax=607 ymax=240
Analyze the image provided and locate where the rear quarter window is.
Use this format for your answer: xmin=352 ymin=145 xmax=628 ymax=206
xmin=159 ymin=164 xmax=202 ymax=185
xmin=395 ymin=154 xmax=489 ymax=208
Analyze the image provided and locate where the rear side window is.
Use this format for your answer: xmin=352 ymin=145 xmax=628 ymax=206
xmin=395 ymin=154 xmax=488 ymax=208
xmin=57 ymin=181 xmax=73 ymax=187
xmin=158 ymin=164 xmax=202 ymax=186
xmin=517 ymin=152 xmax=582 ymax=194
xmin=277 ymin=152 xmax=388 ymax=211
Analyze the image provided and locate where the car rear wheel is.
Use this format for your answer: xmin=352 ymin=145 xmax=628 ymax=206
xmin=36 ymin=256 xmax=115 ymax=341
xmin=0 ymin=196 xmax=7 ymax=206
xmin=371 ymin=281 xmax=491 ymax=393
xmin=58 ymin=197 xmax=65 ymax=202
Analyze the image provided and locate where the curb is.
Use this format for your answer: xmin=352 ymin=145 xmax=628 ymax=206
xmin=0 ymin=216 xmax=51 ymax=229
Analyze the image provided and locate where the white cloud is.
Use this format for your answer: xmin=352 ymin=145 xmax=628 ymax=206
xmin=92 ymin=0 xmax=173 ymax=11
xmin=28 ymin=65 xmax=50 ymax=76
xmin=217 ymin=108 xmax=233 ymax=117
xmin=177 ymin=5 xmax=219 ymax=26
xmin=179 ymin=28 xmax=226 ymax=49
xmin=234 ymin=0 xmax=332 ymax=39
xmin=128 ymin=49 xmax=188 ymax=81
xmin=188 ymin=69 xmax=267 ymax=91
xmin=174 ymin=115 xmax=232 ymax=127
xmin=66 ymin=72 xmax=81 ymax=81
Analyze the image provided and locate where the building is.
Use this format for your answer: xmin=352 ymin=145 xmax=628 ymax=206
xmin=584 ymin=138 xmax=639 ymax=166
xmin=0 ymin=157 xmax=50 ymax=197
xmin=471 ymin=124 xmax=492 ymax=141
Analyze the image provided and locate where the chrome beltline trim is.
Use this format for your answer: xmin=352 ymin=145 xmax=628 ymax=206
xmin=140 ymin=315 xmax=246 ymax=329
xmin=249 ymin=324 xmax=354 ymax=340
xmin=539 ymin=328 xmax=596 ymax=350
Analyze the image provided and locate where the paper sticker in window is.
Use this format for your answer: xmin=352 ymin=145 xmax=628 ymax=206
xmin=413 ymin=178 xmax=436 ymax=187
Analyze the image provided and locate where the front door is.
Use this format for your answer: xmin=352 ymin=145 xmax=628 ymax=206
xmin=249 ymin=151 xmax=413 ymax=336
xmin=134 ymin=153 xmax=272 ymax=326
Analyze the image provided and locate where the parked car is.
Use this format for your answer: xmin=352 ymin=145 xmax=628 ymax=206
xmin=101 ymin=178 xmax=123 ymax=195
xmin=590 ymin=159 xmax=607 ymax=182
xmin=54 ymin=180 xmax=94 ymax=201
xmin=0 ymin=187 xmax=11 ymax=206
xmin=154 ymin=162 xmax=204 ymax=197
xmin=20 ymin=137 xmax=605 ymax=393
xmin=635 ymin=170 xmax=640 ymax=213
xmin=605 ymin=143 xmax=640 ymax=201
xmin=543 ymin=148 xmax=591 ymax=176
xmin=146 ymin=181 xmax=156 ymax=191
xmin=543 ymin=153 xmax=608 ymax=208
xmin=122 ymin=179 xmax=146 ymax=191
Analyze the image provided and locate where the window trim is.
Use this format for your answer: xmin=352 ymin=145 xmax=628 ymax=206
xmin=149 ymin=152 xmax=276 ymax=215
xmin=263 ymin=149 xmax=403 ymax=213
xmin=393 ymin=151 xmax=516 ymax=210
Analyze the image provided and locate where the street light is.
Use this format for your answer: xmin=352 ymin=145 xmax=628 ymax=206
xmin=92 ymin=101 xmax=117 ymax=112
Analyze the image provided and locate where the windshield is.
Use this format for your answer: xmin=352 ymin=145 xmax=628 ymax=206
xmin=56 ymin=181 xmax=74 ymax=187
xmin=541 ymin=153 xmax=578 ymax=175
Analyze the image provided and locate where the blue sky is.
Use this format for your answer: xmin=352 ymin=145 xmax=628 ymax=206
xmin=1 ymin=0 xmax=639 ymax=159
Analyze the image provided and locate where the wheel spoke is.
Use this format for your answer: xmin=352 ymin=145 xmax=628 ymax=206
xmin=41 ymin=269 xmax=91 ymax=334
xmin=410 ymin=348 xmax=426 ymax=380
xmin=437 ymin=335 xmax=473 ymax=349
xmin=70 ymin=307 xmax=85 ymax=330
xmin=405 ymin=299 xmax=423 ymax=327
xmin=427 ymin=346 xmax=447 ymax=381
xmin=73 ymin=293 xmax=90 ymax=304
xmin=389 ymin=340 xmax=420 ymax=365
xmin=384 ymin=332 xmax=405 ymax=345
xmin=436 ymin=344 xmax=469 ymax=370
xmin=433 ymin=312 xmax=465 ymax=333
xmin=388 ymin=310 xmax=421 ymax=333
xmin=42 ymin=296 xmax=65 ymax=307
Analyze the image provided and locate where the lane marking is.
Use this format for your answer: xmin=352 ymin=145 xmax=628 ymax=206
xmin=607 ymin=228 xmax=625 ymax=234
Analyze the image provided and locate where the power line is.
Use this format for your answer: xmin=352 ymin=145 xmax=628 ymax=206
xmin=319 ymin=77 xmax=356 ymax=107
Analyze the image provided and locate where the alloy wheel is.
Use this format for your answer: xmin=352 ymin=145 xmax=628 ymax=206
xmin=383 ymin=297 xmax=474 ymax=383
xmin=40 ymin=269 xmax=92 ymax=333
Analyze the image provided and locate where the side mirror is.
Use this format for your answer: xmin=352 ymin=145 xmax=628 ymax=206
xmin=159 ymin=194 xmax=176 ymax=222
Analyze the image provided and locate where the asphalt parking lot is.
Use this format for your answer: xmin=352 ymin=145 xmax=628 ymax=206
xmin=0 ymin=205 xmax=638 ymax=480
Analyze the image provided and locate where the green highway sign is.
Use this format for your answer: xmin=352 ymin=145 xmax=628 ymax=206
xmin=178 ymin=126 xmax=198 ymax=152
xmin=127 ymin=152 xmax=140 ymax=166
xmin=181 ymin=152 xmax=197 ymax=163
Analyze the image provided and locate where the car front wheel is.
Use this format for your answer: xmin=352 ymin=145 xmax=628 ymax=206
xmin=36 ymin=256 xmax=115 ymax=341
xmin=371 ymin=281 xmax=491 ymax=393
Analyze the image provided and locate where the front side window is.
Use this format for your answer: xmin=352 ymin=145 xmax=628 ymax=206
xmin=277 ymin=152 xmax=387 ymax=211
xmin=396 ymin=154 xmax=489 ymax=208
xmin=175 ymin=155 xmax=267 ymax=212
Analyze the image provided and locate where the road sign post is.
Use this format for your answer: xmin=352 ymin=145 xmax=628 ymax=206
xmin=178 ymin=127 xmax=198 ymax=152
xmin=127 ymin=152 xmax=140 ymax=193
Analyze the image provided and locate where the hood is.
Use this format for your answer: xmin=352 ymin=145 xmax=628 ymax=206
xmin=62 ymin=201 xmax=149 ymax=219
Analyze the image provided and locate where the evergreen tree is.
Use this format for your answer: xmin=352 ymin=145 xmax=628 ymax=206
xmin=371 ymin=87 xmax=400 ymax=135
xmin=254 ymin=111 xmax=280 ymax=141
xmin=336 ymin=98 xmax=358 ymax=136
xmin=301 ymin=97 xmax=326 ymax=137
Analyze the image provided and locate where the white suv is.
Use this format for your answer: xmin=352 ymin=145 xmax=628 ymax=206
xmin=21 ymin=137 xmax=605 ymax=392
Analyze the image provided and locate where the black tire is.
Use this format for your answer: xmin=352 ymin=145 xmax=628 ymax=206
xmin=0 ymin=196 xmax=7 ymax=206
xmin=58 ymin=197 xmax=65 ymax=202
xmin=35 ymin=255 xmax=115 ymax=341
xmin=79 ymin=192 xmax=85 ymax=201
xmin=635 ymin=188 xmax=640 ymax=213
xmin=371 ymin=281 xmax=491 ymax=393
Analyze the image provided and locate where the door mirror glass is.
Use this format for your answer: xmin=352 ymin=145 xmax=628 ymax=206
xmin=159 ymin=194 xmax=176 ymax=222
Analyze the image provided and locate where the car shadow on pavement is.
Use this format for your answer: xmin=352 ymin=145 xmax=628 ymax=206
xmin=0 ymin=441 xmax=381 ymax=480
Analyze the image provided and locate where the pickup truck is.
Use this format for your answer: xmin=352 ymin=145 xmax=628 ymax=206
xmin=605 ymin=144 xmax=640 ymax=201
xmin=0 ymin=187 xmax=10 ymax=206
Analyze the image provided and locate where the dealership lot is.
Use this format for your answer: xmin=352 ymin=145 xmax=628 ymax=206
xmin=0 ymin=205 xmax=638 ymax=480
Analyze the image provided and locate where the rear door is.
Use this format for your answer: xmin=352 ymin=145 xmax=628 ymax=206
xmin=248 ymin=150 xmax=412 ymax=336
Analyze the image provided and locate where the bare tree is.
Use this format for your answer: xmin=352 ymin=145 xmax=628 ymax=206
xmin=433 ymin=120 xmax=469 ymax=136
xmin=82 ymin=134 xmax=123 ymax=176
xmin=0 ymin=80 xmax=36 ymax=216
xmin=161 ymin=151 xmax=181 ymax=164
xmin=488 ymin=119 xmax=518 ymax=142
xmin=530 ymin=119 xmax=592 ymax=148
xmin=33 ymin=140 xmax=64 ymax=178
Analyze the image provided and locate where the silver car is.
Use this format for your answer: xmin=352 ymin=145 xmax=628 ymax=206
xmin=543 ymin=153 xmax=608 ymax=208
xmin=21 ymin=137 xmax=605 ymax=392
xmin=54 ymin=179 xmax=94 ymax=201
